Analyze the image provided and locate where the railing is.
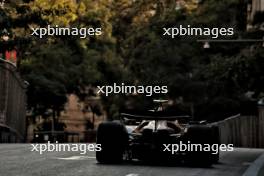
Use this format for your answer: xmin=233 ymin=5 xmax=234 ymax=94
xmin=31 ymin=130 xmax=96 ymax=143
xmin=0 ymin=58 xmax=27 ymax=142
xmin=212 ymin=108 xmax=264 ymax=148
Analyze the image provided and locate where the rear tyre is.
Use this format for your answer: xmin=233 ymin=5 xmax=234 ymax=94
xmin=211 ymin=125 xmax=220 ymax=163
xmin=184 ymin=125 xmax=215 ymax=166
xmin=96 ymin=121 xmax=128 ymax=164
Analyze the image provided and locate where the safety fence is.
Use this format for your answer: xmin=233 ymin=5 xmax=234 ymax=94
xmin=0 ymin=59 xmax=27 ymax=142
xmin=213 ymin=108 xmax=264 ymax=148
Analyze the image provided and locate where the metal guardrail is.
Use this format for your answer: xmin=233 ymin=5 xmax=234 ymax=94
xmin=0 ymin=58 xmax=27 ymax=142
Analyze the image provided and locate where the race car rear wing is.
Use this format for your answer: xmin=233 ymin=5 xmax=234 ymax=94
xmin=120 ymin=113 xmax=191 ymax=120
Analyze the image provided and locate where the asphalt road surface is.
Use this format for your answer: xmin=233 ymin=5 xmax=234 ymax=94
xmin=0 ymin=144 xmax=263 ymax=176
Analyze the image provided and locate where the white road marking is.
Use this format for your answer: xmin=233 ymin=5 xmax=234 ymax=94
xmin=242 ymin=162 xmax=252 ymax=166
xmin=56 ymin=156 xmax=96 ymax=160
xmin=125 ymin=174 xmax=139 ymax=176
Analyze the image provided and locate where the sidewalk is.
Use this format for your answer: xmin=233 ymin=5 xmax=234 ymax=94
xmin=243 ymin=153 xmax=264 ymax=176
xmin=257 ymin=165 xmax=264 ymax=176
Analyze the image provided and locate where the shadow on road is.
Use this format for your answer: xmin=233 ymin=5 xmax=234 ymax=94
xmin=95 ymin=159 xmax=221 ymax=169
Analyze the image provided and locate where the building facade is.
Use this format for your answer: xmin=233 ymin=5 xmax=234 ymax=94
xmin=0 ymin=59 xmax=27 ymax=142
xmin=27 ymin=94 xmax=105 ymax=143
xmin=247 ymin=0 xmax=264 ymax=30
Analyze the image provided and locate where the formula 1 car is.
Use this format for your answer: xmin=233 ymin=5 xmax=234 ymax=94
xmin=96 ymin=102 xmax=220 ymax=166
